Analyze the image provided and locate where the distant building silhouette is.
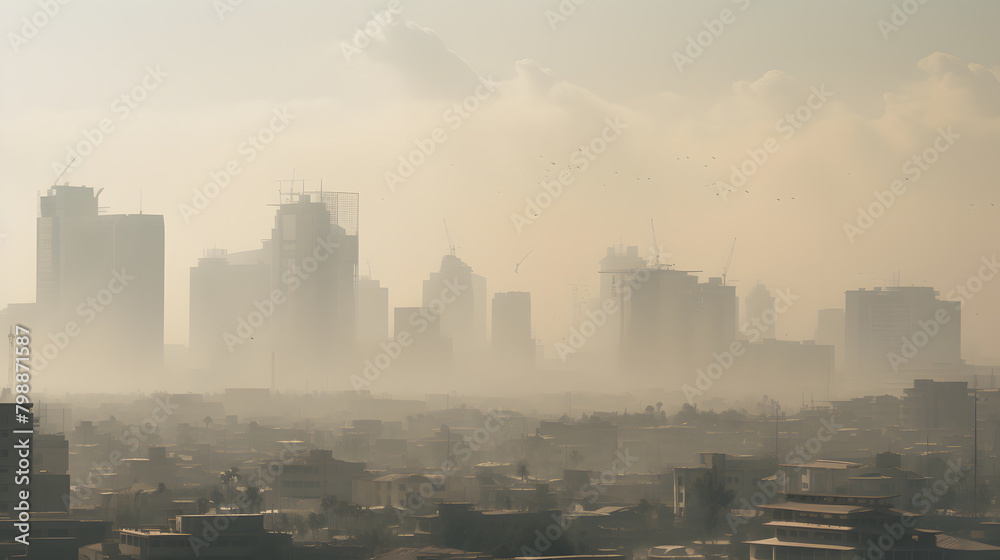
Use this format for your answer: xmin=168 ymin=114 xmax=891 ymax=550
xmin=358 ymin=275 xmax=389 ymax=349
xmin=491 ymin=291 xmax=534 ymax=371
xmin=816 ymin=308 xmax=846 ymax=371
xmin=624 ymin=269 xmax=736 ymax=377
xmin=421 ymin=254 xmax=486 ymax=356
xmin=845 ymin=287 xmax=962 ymax=388
xmin=745 ymin=282 xmax=776 ymax=340
xmin=36 ymin=184 xmax=164 ymax=379
xmin=188 ymin=248 xmax=271 ymax=374
xmin=269 ymin=192 xmax=358 ymax=388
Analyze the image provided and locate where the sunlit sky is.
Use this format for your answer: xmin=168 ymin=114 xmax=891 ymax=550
xmin=2 ymin=0 xmax=999 ymax=360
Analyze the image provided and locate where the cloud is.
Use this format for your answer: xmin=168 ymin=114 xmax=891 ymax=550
xmin=360 ymin=11 xmax=485 ymax=99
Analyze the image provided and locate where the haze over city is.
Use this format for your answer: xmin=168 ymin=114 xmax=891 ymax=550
xmin=2 ymin=1 xmax=1000 ymax=559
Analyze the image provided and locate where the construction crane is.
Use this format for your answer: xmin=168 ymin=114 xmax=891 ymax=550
xmin=515 ymin=251 xmax=532 ymax=274
xmin=648 ymin=219 xmax=674 ymax=269
xmin=649 ymin=219 xmax=663 ymax=269
xmin=722 ymin=237 xmax=736 ymax=286
xmin=53 ymin=156 xmax=77 ymax=186
xmin=443 ymin=219 xmax=456 ymax=256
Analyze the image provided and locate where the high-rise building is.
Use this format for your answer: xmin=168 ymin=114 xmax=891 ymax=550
xmin=422 ymin=254 xmax=486 ymax=356
xmin=845 ymin=287 xmax=961 ymax=385
xmin=35 ymin=185 xmax=164 ymax=382
xmin=269 ymin=192 xmax=358 ymax=387
xmin=189 ymin=248 xmax=272 ymax=373
xmin=745 ymin=283 xmax=776 ymax=340
xmin=491 ymin=291 xmax=534 ymax=371
xmin=624 ymin=269 xmax=737 ymax=378
xmin=816 ymin=308 xmax=846 ymax=371
xmin=358 ymin=276 xmax=389 ymax=349
xmin=393 ymin=307 xmax=451 ymax=373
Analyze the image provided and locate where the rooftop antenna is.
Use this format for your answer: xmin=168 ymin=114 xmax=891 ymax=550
xmin=443 ymin=220 xmax=456 ymax=257
xmin=723 ymin=237 xmax=736 ymax=286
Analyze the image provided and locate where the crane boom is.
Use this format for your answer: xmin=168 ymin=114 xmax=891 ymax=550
xmin=723 ymin=237 xmax=736 ymax=286
xmin=443 ymin=219 xmax=456 ymax=256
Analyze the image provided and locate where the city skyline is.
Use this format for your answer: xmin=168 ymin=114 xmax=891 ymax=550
xmin=2 ymin=2 xmax=1000 ymax=362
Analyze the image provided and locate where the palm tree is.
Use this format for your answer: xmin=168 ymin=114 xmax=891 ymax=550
xmin=516 ymin=461 xmax=530 ymax=484
xmin=321 ymin=496 xmax=339 ymax=529
xmin=220 ymin=466 xmax=241 ymax=504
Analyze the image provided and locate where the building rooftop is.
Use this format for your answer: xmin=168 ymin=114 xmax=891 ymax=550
xmin=759 ymin=502 xmax=871 ymax=515
xmin=745 ymin=538 xmax=854 ymax=552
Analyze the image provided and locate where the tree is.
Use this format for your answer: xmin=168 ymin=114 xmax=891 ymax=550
xmin=242 ymin=484 xmax=263 ymax=513
xmin=307 ymin=512 xmax=326 ymax=539
xmin=321 ymin=495 xmax=339 ymax=529
xmin=694 ymin=471 xmax=737 ymax=541
xmin=219 ymin=466 xmax=241 ymax=504
xmin=516 ymin=461 xmax=530 ymax=484
xmin=196 ymin=497 xmax=210 ymax=515
xmin=203 ymin=416 xmax=213 ymax=430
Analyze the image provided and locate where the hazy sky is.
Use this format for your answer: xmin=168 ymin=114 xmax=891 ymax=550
xmin=2 ymin=0 xmax=1000 ymax=360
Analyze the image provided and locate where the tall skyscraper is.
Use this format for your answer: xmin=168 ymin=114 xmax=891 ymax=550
xmin=745 ymin=283 xmax=777 ymax=340
xmin=36 ymin=185 xmax=164 ymax=381
xmin=624 ymin=269 xmax=737 ymax=378
xmin=189 ymin=248 xmax=272 ymax=374
xmin=422 ymin=254 xmax=486 ymax=356
xmin=358 ymin=276 xmax=389 ymax=349
xmin=269 ymin=192 xmax=358 ymax=387
xmin=845 ymin=287 xmax=961 ymax=386
xmin=491 ymin=291 xmax=534 ymax=371
xmin=816 ymin=308 xmax=846 ymax=371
